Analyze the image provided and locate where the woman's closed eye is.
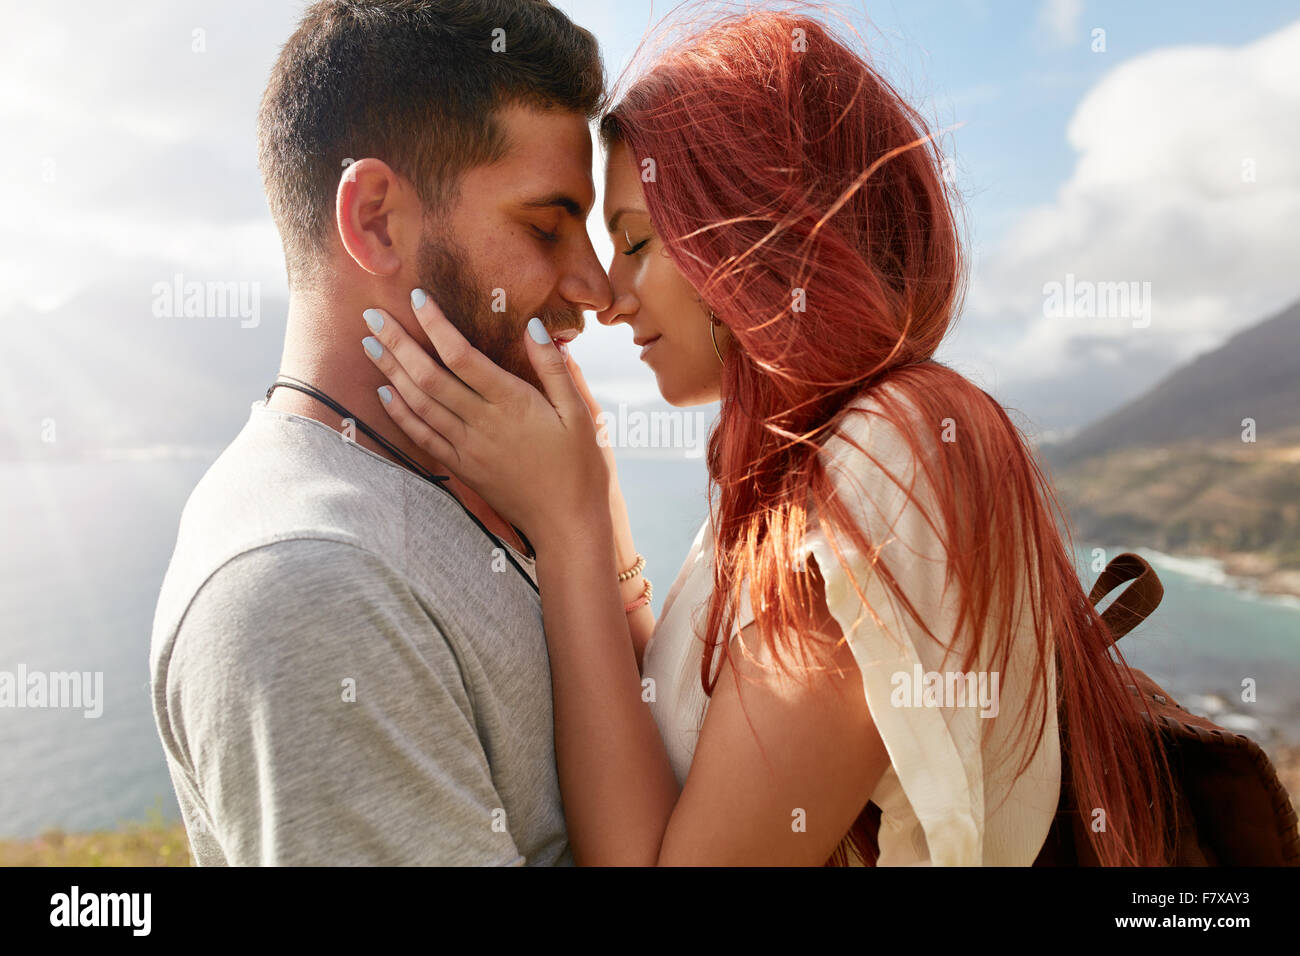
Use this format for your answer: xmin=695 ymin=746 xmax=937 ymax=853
xmin=622 ymin=233 xmax=651 ymax=256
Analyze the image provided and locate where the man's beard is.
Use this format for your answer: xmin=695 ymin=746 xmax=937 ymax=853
xmin=416 ymin=227 xmax=579 ymax=394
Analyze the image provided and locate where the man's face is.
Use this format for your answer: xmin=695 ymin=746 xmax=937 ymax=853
xmin=415 ymin=103 xmax=611 ymax=391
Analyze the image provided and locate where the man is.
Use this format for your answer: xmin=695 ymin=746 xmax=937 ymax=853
xmin=150 ymin=0 xmax=611 ymax=865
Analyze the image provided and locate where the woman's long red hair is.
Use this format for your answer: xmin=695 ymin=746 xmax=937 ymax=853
xmin=602 ymin=6 xmax=1176 ymax=866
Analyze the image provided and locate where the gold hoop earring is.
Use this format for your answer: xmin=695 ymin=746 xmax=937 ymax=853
xmin=708 ymin=309 xmax=725 ymax=365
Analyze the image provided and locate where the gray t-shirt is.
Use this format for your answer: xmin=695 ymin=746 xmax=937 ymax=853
xmin=149 ymin=399 xmax=571 ymax=865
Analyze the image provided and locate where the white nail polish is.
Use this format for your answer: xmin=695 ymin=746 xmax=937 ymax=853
xmin=527 ymin=316 xmax=550 ymax=344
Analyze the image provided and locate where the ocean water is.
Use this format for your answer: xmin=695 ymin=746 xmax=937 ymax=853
xmin=0 ymin=453 xmax=1296 ymax=839
xmin=1083 ymin=545 xmax=1300 ymax=741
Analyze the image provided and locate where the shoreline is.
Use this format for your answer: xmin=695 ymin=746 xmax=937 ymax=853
xmin=1218 ymin=552 xmax=1300 ymax=602
xmin=1098 ymin=544 xmax=1300 ymax=605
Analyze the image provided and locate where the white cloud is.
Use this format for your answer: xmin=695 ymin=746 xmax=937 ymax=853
xmin=0 ymin=0 xmax=302 ymax=314
xmin=951 ymin=17 xmax=1300 ymax=427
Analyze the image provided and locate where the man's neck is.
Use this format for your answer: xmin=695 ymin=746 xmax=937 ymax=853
xmin=267 ymin=286 xmax=530 ymax=556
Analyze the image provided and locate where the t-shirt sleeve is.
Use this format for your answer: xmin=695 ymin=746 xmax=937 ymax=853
xmin=731 ymin=394 xmax=987 ymax=865
xmin=157 ymin=536 xmax=525 ymax=866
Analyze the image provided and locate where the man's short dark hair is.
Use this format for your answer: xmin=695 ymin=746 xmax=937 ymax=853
xmin=257 ymin=0 xmax=604 ymax=285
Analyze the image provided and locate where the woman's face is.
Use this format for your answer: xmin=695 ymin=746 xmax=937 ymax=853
xmin=597 ymin=139 xmax=734 ymax=407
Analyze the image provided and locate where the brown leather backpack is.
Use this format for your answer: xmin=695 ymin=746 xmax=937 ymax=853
xmin=1034 ymin=552 xmax=1300 ymax=866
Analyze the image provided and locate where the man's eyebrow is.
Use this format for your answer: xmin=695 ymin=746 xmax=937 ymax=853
xmin=522 ymin=193 xmax=589 ymax=218
xmin=606 ymin=207 xmax=648 ymax=234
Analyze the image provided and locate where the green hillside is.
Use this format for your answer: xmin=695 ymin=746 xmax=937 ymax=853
xmin=1042 ymin=301 xmax=1300 ymax=593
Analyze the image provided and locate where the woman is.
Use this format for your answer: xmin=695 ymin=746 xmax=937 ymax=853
xmin=361 ymin=10 xmax=1175 ymax=865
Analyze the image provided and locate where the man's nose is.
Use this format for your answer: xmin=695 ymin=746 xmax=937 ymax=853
xmin=559 ymin=239 xmax=614 ymax=315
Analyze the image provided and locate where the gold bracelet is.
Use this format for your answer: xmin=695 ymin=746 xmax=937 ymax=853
xmin=617 ymin=553 xmax=646 ymax=583
xmin=624 ymin=577 xmax=653 ymax=613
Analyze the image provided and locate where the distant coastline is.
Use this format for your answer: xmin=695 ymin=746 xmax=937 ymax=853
xmin=1129 ymin=545 xmax=1300 ymax=604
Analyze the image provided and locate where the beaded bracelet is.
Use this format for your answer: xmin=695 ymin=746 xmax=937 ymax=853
xmin=617 ymin=553 xmax=646 ymax=583
xmin=624 ymin=577 xmax=653 ymax=613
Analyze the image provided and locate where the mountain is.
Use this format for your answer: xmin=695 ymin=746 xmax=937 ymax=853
xmin=1041 ymin=300 xmax=1300 ymax=595
xmin=1046 ymin=300 xmax=1300 ymax=465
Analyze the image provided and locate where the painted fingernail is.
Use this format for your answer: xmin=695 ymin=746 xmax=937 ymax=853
xmin=411 ymin=288 xmax=427 ymax=309
xmin=527 ymin=316 xmax=550 ymax=344
xmin=363 ymin=336 xmax=383 ymax=358
xmin=363 ymin=309 xmax=384 ymax=333
xmin=378 ymin=386 xmax=393 ymax=405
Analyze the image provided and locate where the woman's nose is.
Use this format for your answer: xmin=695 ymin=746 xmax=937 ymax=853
xmin=596 ymin=289 xmax=638 ymax=327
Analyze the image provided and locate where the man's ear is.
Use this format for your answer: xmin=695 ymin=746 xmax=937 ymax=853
xmin=335 ymin=157 xmax=415 ymax=277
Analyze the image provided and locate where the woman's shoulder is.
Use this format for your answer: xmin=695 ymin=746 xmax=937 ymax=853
xmin=824 ymin=379 xmax=936 ymax=465
xmin=816 ymin=380 xmax=945 ymax=518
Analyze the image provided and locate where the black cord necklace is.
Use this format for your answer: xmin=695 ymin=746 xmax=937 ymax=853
xmin=264 ymin=374 xmax=539 ymax=595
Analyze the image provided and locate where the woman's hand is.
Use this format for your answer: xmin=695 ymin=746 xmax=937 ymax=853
xmin=361 ymin=288 xmax=611 ymax=552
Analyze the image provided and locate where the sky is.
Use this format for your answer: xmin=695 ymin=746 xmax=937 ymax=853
xmin=2 ymin=0 xmax=1298 ymax=450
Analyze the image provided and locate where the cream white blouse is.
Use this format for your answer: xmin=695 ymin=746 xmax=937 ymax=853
xmin=641 ymin=384 xmax=1061 ymax=865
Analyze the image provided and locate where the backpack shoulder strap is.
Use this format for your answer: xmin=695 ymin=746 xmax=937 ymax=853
xmin=1088 ymin=552 xmax=1164 ymax=644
